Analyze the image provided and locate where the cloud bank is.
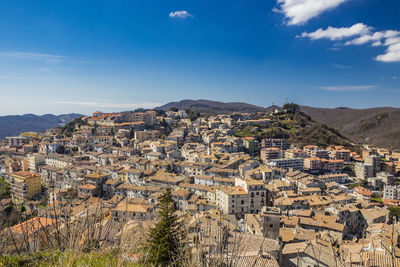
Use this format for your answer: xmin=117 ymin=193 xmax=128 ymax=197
xmin=275 ymin=0 xmax=350 ymax=25
xmin=300 ymin=24 xmax=400 ymax=62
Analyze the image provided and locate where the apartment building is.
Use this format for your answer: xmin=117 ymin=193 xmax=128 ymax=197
xmin=329 ymin=149 xmax=351 ymax=162
xmin=134 ymin=130 xmax=160 ymax=143
xmin=285 ymin=149 xmax=308 ymax=159
xmin=355 ymin=163 xmax=374 ymax=181
xmin=318 ymin=173 xmax=349 ymax=184
xmin=216 ymin=186 xmax=248 ymax=216
xmin=9 ymin=171 xmax=41 ymax=202
xmin=364 ymin=155 xmax=381 ymax=176
xmin=261 ymin=138 xmax=290 ymax=150
xmin=304 ymin=158 xmax=322 ymax=172
xmin=124 ymin=110 xmax=156 ymax=125
xmin=27 ymin=153 xmax=45 ymax=173
xmin=6 ymin=136 xmax=29 ymax=148
xmin=320 ymin=159 xmax=344 ymax=173
xmin=267 ymin=158 xmax=304 ymax=171
xmin=45 ymin=154 xmax=73 ymax=169
xmin=303 ymin=146 xmax=329 ymax=159
xmin=260 ymin=148 xmax=281 ymax=162
xmin=383 ymin=185 xmax=400 ymax=200
xmin=39 ymin=143 xmax=61 ymax=155
xmin=377 ymin=172 xmax=396 ymax=186
xmin=235 ymin=178 xmax=267 ymax=214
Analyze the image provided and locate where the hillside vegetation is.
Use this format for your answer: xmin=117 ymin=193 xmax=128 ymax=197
xmin=301 ymin=106 xmax=400 ymax=149
xmin=235 ymin=105 xmax=353 ymax=148
xmin=156 ymin=99 xmax=276 ymax=114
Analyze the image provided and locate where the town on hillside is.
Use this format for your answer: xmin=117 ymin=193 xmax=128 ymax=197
xmin=1 ymin=106 xmax=400 ymax=266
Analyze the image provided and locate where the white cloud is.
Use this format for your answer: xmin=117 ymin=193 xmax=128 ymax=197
xmin=376 ymin=42 xmax=400 ymax=62
xmin=344 ymin=30 xmax=400 ymax=46
xmin=320 ymin=85 xmax=376 ymax=91
xmin=275 ymin=0 xmax=349 ymax=25
xmin=54 ymin=101 xmax=162 ymax=110
xmin=300 ymin=23 xmax=400 ymax=62
xmin=169 ymin=11 xmax=193 ymax=18
xmin=299 ymin=23 xmax=371 ymax=40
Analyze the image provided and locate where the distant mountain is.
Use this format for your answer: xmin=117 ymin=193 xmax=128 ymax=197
xmin=0 ymin=113 xmax=83 ymax=139
xmin=156 ymin=99 xmax=278 ymax=114
xmin=300 ymin=106 xmax=400 ymax=149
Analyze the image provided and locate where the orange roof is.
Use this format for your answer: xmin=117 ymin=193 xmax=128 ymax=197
xmin=354 ymin=186 xmax=372 ymax=197
xmin=13 ymin=171 xmax=39 ymax=178
xmin=383 ymin=199 xmax=399 ymax=207
xmin=79 ymin=184 xmax=96 ymax=190
xmin=11 ymin=217 xmax=57 ymax=235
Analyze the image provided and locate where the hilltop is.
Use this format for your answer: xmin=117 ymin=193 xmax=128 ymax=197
xmin=0 ymin=113 xmax=83 ymax=139
xmin=156 ymin=99 xmax=279 ymax=114
xmin=300 ymin=106 xmax=400 ymax=149
xmin=235 ymin=105 xmax=353 ymax=148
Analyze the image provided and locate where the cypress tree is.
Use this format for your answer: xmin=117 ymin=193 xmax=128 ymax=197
xmin=142 ymin=188 xmax=186 ymax=266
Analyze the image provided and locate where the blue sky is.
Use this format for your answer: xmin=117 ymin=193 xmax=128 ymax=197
xmin=0 ymin=0 xmax=399 ymax=115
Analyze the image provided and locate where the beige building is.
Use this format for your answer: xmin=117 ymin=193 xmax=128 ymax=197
xmin=235 ymin=178 xmax=267 ymax=214
xmin=10 ymin=171 xmax=41 ymax=202
xmin=355 ymin=163 xmax=374 ymax=180
xmin=27 ymin=153 xmax=45 ymax=172
xmin=216 ymin=186 xmax=248 ymax=215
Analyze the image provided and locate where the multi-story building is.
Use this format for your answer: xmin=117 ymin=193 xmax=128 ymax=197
xmin=383 ymin=185 xmax=400 ymax=200
xmin=9 ymin=171 xmax=41 ymax=202
xmin=377 ymin=172 xmax=396 ymax=186
xmin=6 ymin=136 xmax=29 ymax=148
xmin=285 ymin=148 xmax=308 ymax=159
xmin=216 ymin=186 xmax=248 ymax=216
xmin=235 ymin=178 xmax=267 ymax=214
xmin=303 ymin=146 xmax=329 ymax=159
xmin=329 ymin=149 xmax=351 ymax=162
xmin=242 ymin=137 xmax=259 ymax=155
xmin=39 ymin=143 xmax=61 ymax=155
xmin=260 ymin=148 xmax=281 ymax=162
xmin=267 ymin=158 xmax=304 ymax=171
xmin=304 ymin=158 xmax=322 ymax=172
xmin=318 ymin=173 xmax=349 ymax=184
xmin=321 ymin=159 xmax=344 ymax=173
xmin=355 ymin=163 xmax=374 ymax=181
xmin=27 ymin=153 xmax=45 ymax=173
xmin=261 ymin=207 xmax=281 ymax=240
xmin=45 ymin=154 xmax=73 ymax=169
xmin=364 ymin=155 xmax=381 ymax=176
xmin=134 ymin=130 xmax=160 ymax=143
xmin=261 ymin=138 xmax=290 ymax=150
xmin=124 ymin=110 xmax=156 ymax=125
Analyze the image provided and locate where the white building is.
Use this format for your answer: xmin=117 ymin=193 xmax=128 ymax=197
xmin=267 ymin=158 xmax=304 ymax=171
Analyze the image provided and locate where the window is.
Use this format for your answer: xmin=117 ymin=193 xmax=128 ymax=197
xmin=256 ymin=192 xmax=259 ymax=195
xmin=241 ymin=200 xmax=244 ymax=204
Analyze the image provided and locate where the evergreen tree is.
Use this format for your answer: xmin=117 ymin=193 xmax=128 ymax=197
xmin=142 ymin=188 xmax=186 ymax=266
